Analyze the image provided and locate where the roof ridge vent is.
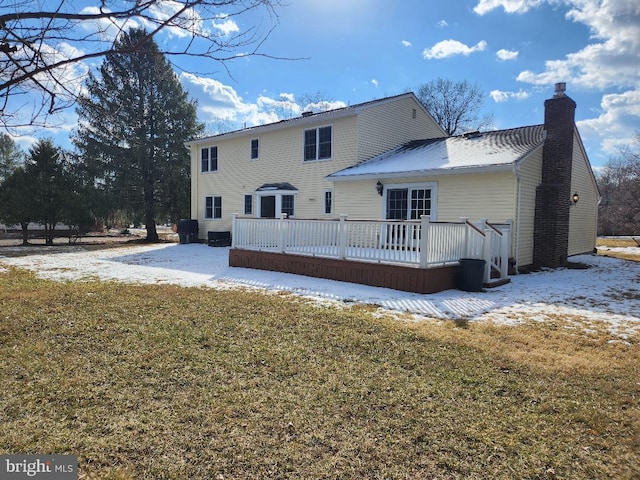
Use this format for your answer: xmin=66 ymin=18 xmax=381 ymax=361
xmin=301 ymin=111 xmax=314 ymax=117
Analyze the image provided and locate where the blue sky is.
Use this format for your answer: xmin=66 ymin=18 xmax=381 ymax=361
xmin=7 ymin=0 xmax=640 ymax=169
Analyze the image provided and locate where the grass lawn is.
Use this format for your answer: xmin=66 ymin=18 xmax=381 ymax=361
xmin=1 ymin=263 xmax=639 ymax=479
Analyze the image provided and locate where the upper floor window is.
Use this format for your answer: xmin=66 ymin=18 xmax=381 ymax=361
xmin=201 ymin=146 xmax=218 ymax=172
xmin=250 ymin=139 xmax=259 ymax=160
xmin=304 ymin=125 xmax=332 ymax=161
xmin=205 ymin=196 xmax=222 ymax=219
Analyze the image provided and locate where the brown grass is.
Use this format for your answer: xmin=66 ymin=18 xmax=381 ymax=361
xmin=596 ymin=237 xmax=640 ymax=262
xmin=1 ymin=267 xmax=639 ymax=479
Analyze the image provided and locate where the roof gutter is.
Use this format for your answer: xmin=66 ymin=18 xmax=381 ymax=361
xmin=327 ymin=163 xmax=515 ymax=181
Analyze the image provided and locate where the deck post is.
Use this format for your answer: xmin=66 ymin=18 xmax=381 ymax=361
xmin=278 ymin=213 xmax=287 ymax=253
xmin=502 ymin=219 xmax=513 ymax=277
xmin=419 ymin=215 xmax=430 ymax=268
xmin=338 ymin=214 xmax=348 ymax=259
xmin=460 ymin=217 xmax=469 ymax=258
xmin=231 ymin=214 xmax=238 ymax=248
xmin=480 ymin=218 xmax=491 ymax=283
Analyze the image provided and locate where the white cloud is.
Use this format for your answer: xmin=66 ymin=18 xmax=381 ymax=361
xmin=478 ymin=1 xmax=640 ymax=164
xmin=149 ymin=1 xmax=205 ymax=38
xmin=437 ymin=20 xmax=449 ymax=28
xmin=473 ymin=0 xmax=545 ymax=15
xmin=489 ymin=89 xmax=530 ymax=102
xmin=257 ymin=93 xmax=302 ymax=117
xmin=78 ymin=6 xmax=143 ymax=42
xmin=181 ymin=74 xmax=347 ymax=132
xmin=302 ymin=100 xmax=347 ymax=113
xmin=576 ymin=89 xmax=640 ymax=155
xmin=513 ymin=1 xmax=640 ymax=90
xmin=496 ymin=48 xmax=519 ymax=61
xmin=371 ymin=79 xmax=379 ymax=87
xmin=401 ymin=40 xmax=412 ymax=47
xmin=212 ymin=18 xmax=240 ymax=36
xmin=422 ymin=39 xmax=487 ymax=59
xmin=181 ymin=72 xmax=254 ymax=122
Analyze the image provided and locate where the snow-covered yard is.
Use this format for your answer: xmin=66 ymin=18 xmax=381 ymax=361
xmin=1 ymin=243 xmax=639 ymax=339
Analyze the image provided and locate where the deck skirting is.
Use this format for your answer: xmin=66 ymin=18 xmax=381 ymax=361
xmin=229 ymin=249 xmax=459 ymax=294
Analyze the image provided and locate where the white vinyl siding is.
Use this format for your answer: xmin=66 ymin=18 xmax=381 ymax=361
xmin=516 ymin=148 xmax=544 ymax=267
xmin=189 ymin=93 xmax=446 ymax=236
xmin=568 ymin=132 xmax=599 ymax=256
xmin=355 ymin=95 xmax=445 ymax=162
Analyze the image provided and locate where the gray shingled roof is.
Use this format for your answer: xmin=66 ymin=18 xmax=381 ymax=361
xmin=329 ymin=125 xmax=546 ymax=179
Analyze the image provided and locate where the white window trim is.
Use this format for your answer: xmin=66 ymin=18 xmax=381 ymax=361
xmin=323 ymin=189 xmax=333 ymax=215
xmin=250 ymin=138 xmax=259 ymax=160
xmin=255 ymin=190 xmax=299 ymax=218
xmin=204 ymin=195 xmax=222 ymax=220
xmin=201 ymin=146 xmax=219 ymax=173
xmin=243 ymin=193 xmax=254 ymax=215
xmin=382 ymin=181 xmax=438 ymax=220
xmin=302 ymin=124 xmax=333 ymax=162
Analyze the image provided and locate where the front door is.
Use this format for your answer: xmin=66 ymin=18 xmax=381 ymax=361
xmin=260 ymin=195 xmax=276 ymax=218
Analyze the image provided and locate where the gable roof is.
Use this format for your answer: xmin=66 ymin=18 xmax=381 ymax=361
xmin=185 ymin=92 xmax=444 ymax=146
xmin=328 ymin=125 xmax=546 ymax=180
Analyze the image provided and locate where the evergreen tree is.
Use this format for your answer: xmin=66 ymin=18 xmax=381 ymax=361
xmin=0 ymin=133 xmax=23 ymax=182
xmin=25 ymin=139 xmax=70 ymax=245
xmin=73 ymin=28 xmax=203 ymax=242
xmin=0 ymin=167 xmax=34 ymax=245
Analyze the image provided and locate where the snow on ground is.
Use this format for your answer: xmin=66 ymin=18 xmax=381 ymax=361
xmin=1 ymin=243 xmax=639 ymax=339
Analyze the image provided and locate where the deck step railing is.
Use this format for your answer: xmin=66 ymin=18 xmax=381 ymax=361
xmin=232 ymin=214 xmax=511 ymax=280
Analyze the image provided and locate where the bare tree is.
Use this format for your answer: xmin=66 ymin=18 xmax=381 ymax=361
xmin=416 ymin=78 xmax=493 ymax=136
xmin=597 ymin=131 xmax=640 ymax=236
xmin=0 ymin=0 xmax=282 ymax=128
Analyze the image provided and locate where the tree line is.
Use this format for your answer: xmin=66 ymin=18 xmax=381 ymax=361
xmin=596 ymin=132 xmax=640 ymax=237
xmin=0 ymin=29 xmax=202 ymax=244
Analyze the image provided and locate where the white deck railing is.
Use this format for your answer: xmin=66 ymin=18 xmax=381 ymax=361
xmin=232 ymin=214 xmax=511 ymax=280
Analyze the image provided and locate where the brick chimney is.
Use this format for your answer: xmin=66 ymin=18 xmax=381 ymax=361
xmin=532 ymin=82 xmax=576 ymax=268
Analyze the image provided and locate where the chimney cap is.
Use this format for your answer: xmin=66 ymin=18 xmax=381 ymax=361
xmin=554 ymin=82 xmax=567 ymax=97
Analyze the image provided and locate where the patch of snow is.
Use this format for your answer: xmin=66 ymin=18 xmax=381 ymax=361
xmin=1 ymin=244 xmax=639 ymax=338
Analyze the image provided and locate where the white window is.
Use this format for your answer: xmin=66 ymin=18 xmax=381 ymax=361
xmin=204 ymin=196 xmax=222 ymax=219
xmin=250 ymin=139 xmax=259 ymax=160
xmin=201 ymin=146 xmax=218 ymax=172
xmin=282 ymin=194 xmax=295 ymax=217
xmin=324 ymin=190 xmax=332 ymax=215
xmin=303 ymin=125 xmax=332 ymax=161
xmin=384 ymin=183 xmax=437 ymax=220
xmin=255 ymin=189 xmax=298 ymax=219
xmin=244 ymin=194 xmax=253 ymax=215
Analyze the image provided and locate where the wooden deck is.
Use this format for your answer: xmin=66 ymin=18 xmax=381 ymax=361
xmin=229 ymin=249 xmax=460 ymax=294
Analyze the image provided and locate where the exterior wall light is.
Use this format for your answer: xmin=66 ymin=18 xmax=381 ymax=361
xmin=376 ymin=181 xmax=384 ymax=196
xmin=571 ymin=192 xmax=580 ymax=205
